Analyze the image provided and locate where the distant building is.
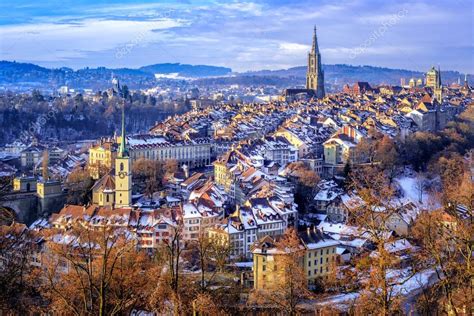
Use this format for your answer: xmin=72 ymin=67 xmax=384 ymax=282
xmin=88 ymin=139 xmax=117 ymax=180
xmin=20 ymin=145 xmax=65 ymax=169
xmin=425 ymin=66 xmax=442 ymax=102
xmin=323 ymin=125 xmax=364 ymax=166
xmin=342 ymin=82 xmax=372 ymax=95
xmin=124 ymin=134 xmax=211 ymax=168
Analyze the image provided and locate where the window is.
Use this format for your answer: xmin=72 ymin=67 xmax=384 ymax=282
xmin=120 ymin=162 xmax=124 ymax=171
xmin=320 ymin=258 xmax=323 ymax=264
xmin=326 ymin=249 xmax=329 ymax=255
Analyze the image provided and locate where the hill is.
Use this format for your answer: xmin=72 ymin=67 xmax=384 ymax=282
xmin=0 ymin=60 xmax=470 ymax=92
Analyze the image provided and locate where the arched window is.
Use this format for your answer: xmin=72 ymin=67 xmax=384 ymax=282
xmin=120 ymin=162 xmax=124 ymax=171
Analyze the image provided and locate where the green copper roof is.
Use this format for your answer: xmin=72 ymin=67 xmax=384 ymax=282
xmin=118 ymin=102 xmax=128 ymax=158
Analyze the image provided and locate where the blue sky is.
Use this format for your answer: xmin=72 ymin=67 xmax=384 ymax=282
xmin=0 ymin=0 xmax=472 ymax=72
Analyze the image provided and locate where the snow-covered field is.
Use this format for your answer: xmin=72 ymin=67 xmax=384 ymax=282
xmin=312 ymin=268 xmax=436 ymax=311
xmin=395 ymin=176 xmax=439 ymax=209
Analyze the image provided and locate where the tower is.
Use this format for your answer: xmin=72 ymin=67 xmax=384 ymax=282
xmin=434 ymin=65 xmax=442 ymax=103
xmin=425 ymin=66 xmax=442 ymax=103
xmin=306 ymin=26 xmax=325 ymax=99
xmin=114 ymin=102 xmax=132 ymax=208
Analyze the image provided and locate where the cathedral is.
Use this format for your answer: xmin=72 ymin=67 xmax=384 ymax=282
xmin=306 ymin=26 xmax=325 ymax=99
xmin=91 ymin=104 xmax=132 ymax=208
xmin=283 ymin=26 xmax=326 ymax=100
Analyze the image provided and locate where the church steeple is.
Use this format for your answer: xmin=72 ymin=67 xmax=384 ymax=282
xmin=312 ymin=25 xmax=319 ymax=53
xmin=437 ymin=65 xmax=442 ymax=88
xmin=118 ymin=101 xmax=128 ymax=158
xmin=114 ymin=100 xmax=132 ymax=208
xmin=306 ymin=25 xmax=325 ymax=99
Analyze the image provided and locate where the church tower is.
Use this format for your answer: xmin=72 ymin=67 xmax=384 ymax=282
xmin=306 ymin=26 xmax=325 ymax=99
xmin=114 ymin=102 xmax=132 ymax=208
xmin=434 ymin=65 xmax=442 ymax=103
xmin=425 ymin=66 xmax=442 ymax=103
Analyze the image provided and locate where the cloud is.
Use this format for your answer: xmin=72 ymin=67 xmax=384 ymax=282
xmin=279 ymin=42 xmax=310 ymax=54
xmin=0 ymin=0 xmax=472 ymax=73
xmin=217 ymin=2 xmax=263 ymax=16
xmin=0 ymin=17 xmax=186 ymax=62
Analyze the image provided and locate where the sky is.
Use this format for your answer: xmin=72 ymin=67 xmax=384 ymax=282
xmin=0 ymin=0 xmax=473 ymax=73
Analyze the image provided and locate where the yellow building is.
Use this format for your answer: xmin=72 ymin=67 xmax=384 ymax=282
xmin=91 ymin=174 xmax=115 ymax=207
xmin=13 ymin=176 xmax=37 ymax=192
xmin=299 ymin=227 xmax=339 ymax=285
xmin=36 ymin=180 xmax=62 ymax=198
xmin=252 ymin=235 xmax=300 ymax=290
xmin=252 ymin=228 xmax=339 ymax=290
xmin=88 ymin=140 xmax=116 ymax=180
xmin=274 ymin=127 xmax=307 ymax=158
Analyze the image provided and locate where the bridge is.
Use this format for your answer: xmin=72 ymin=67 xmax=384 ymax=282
xmin=1 ymin=190 xmax=65 ymax=225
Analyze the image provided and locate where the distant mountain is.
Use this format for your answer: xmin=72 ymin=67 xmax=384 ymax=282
xmin=0 ymin=61 xmax=232 ymax=92
xmin=140 ymin=63 xmax=232 ymax=77
xmin=0 ymin=60 xmax=470 ymax=92
xmin=243 ymin=64 xmax=470 ymax=87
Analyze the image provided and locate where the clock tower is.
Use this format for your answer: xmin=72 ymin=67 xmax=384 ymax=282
xmin=115 ymin=103 xmax=132 ymax=208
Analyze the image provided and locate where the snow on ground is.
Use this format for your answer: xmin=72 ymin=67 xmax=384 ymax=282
xmin=392 ymin=268 xmax=436 ymax=296
xmin=311 ymin=268 xmax=436 ymax=311
xmin=395 ymin=176 xmax=438 ymax=209
xmin=314 ymin=292 xmax=359 ymax=308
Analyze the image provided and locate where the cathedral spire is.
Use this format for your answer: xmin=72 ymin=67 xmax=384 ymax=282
xmin=312 ymin=25 xmax=319 ymax=53
xmin=118 ymin=101 xmax=128 ymax=158
xmin=437 ymin=64 xmax=442 ymax=87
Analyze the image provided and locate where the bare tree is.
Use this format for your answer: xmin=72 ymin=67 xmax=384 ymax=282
xmin=42 ymin=150 xmax=49 ymax=180
xmin=348 ymin=166 xmax=415 ymax=315
xmin=0 ymin=223 xmax=38 ymax=313
xmin=413 ymin=210 xmax=474 ymax=315
xmin=41 ymin=224 xmax=155 ymax=315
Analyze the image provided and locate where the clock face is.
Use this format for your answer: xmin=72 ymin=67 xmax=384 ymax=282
xmin=118 ymin=171 xmax=127 ymax=179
